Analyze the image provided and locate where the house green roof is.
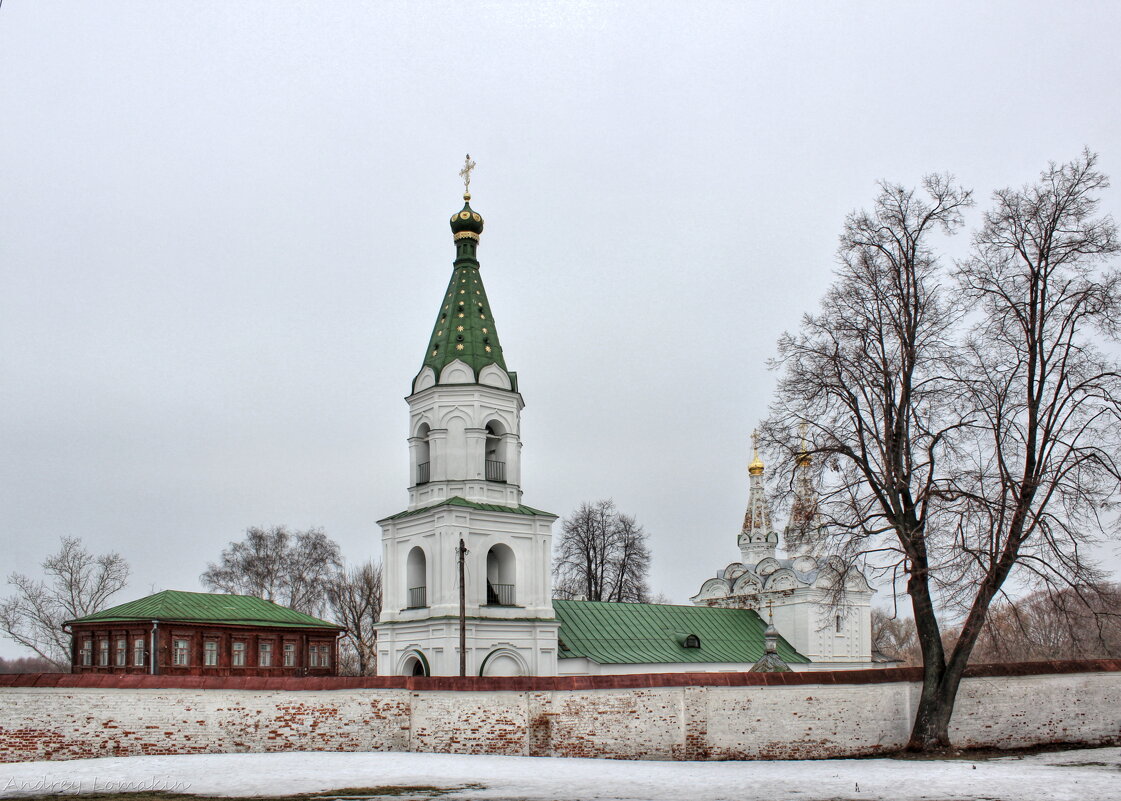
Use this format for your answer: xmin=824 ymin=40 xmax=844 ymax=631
xmin=64 ymin=590 xmax=343 ymax=630
xmin=416 ymin=194 xmax=514 ymax=390
xmin=382 ymin=495 xmax=556 ymax=522
xmin=553 ymin=599 xmax=808 ymax=665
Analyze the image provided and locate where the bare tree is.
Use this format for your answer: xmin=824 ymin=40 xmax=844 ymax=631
xmin=0 ymin=655 xmax=60 ymax=674
xmin=326 ymin=561 xmax=382 ymax=676
xmin=0 ymin=537 xmax=130 ymax=669
xmin=962 ymin=583 xmax=1121 ymax=663
xmin=201 ymin=526 xmax=342 ymax=616
xmin=764 ymin=174 xmax=975 ymax=751
xmin=927 ymin=151 xmax=1121 ymax=739
xmin=766 ymin=154 xmax=1121 ymax=751
xmin=553 ymin=500 xmax=651 ymax=602
xmin=870 ymin=609 xmax=920 ymax=665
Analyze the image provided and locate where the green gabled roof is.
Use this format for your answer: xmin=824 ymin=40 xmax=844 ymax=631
xmin=65 ymin=590 xmax=343 ymax=630
xmin=419 ymin=199 xmax=512 ymax=387
xmin=383 ymin=495 xmax=556 ymax=521
xmin=553 ymin=599 xmax=808 ymax=665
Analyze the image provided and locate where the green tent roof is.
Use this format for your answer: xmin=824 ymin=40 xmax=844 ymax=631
xmin=65 ymin=589 xmax=343 ymax=630
xmin=382 ymin=495 xmax=556 ymax=521
xmin=553 ymin=599 xmax=808 ymax=665
xmin=417 ymin=197 xmax=513 ymax=389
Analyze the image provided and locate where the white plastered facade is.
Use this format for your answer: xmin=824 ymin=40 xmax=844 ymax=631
xmin=691 ymin=458 xmax=878 ymax=667
xmin=375 ymin=360 xmax=559 ymax=677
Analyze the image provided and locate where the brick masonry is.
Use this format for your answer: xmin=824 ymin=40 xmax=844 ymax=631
xmin=1 ymin=660 xmax=1118 ymax=763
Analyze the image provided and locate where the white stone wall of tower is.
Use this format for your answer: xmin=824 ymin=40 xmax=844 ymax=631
xmin=406 ymin=378 xmax=525 ymax=510
xmin=373 ymin=206 xmax=558 ymax=677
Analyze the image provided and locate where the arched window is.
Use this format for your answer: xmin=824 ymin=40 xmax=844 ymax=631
xmin=415 ymin=424 xmax=431 ymax=485
xmin=485 ymin=421 xmax=506 ymax=482
xmin=684 ymin=634 xmax=701 ymax=649
xmin=485 ymin=543 xmax=516 ymax=606
xmin=407 ymin=546 xmax=427 ymax=608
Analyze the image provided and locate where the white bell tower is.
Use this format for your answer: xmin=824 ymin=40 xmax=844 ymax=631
xmin=374 ymin=162 xmax=559 ymax=677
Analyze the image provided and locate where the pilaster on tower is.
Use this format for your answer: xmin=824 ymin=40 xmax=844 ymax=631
xmin=738 ymin=431 xmax=778 ymax=564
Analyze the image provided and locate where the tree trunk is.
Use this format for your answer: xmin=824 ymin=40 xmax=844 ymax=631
xmin=907 ymin=679 xmax=956 ymax=750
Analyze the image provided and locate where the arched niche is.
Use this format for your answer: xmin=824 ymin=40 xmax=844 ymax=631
xmin=480 ymin=648 xmax=526 ymax=677
xmin=731 ymin=572 xmax=762 ymax=595
xmin=756 ymin=557 xmax=782 ymax=577
xmin=693 ymin=577 xmax=730 ymax=601
xmin=478 ymin=364 xmax=511 ymax=389
xmin=413 ymin=367 xmax=436 ymax=393
xmin=721 ymin=563 xmax=748 ymax=581
xmin=764 ymin=569 xmax=800 ymax=591
xmin=406 ymin=546 xmax=427 ymax=608
xmin=439 ymin=359 xmax=473 ymax=384
xmin=486 ymin=543 xmax=516 ymax=606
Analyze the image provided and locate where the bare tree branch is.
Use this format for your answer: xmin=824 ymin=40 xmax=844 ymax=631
xmin=0 ymin=537 xmax=129 ymax=669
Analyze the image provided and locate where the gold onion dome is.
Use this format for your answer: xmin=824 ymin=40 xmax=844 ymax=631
xmin=748 ymin=430 xmax=765 ymax=475
xmin=749 ymin=452 xmax=765 ymax=476
xmin=450 ymin=193 xmax=484 ymax=239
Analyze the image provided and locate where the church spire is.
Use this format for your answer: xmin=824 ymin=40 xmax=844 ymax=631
xmin=786 ymin=424 xmax=822 ymax=557
xmin=414 ymin=156 xmax=512 ymax=392
xmin=739 ymin=430 xmax=777 ymax=564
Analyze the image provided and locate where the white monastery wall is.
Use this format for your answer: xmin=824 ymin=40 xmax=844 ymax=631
xmin=1 ymin=665 xmax=1118 ymax=763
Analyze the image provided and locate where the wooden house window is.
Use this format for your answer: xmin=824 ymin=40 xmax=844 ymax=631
xmin=204 ymin=640 xmax=218 ymax=667
xmin=173 ymin=638 xmax=190 ymax=666
xmin=116 ymin=638 xmax=127 ymax=666
xmin=99 ymin=639 xmax=109 ymax=666
xmin=283 ymin=642 xmax=295 ymax=667
xmin=259 ymin=641 xmax=272 ymax=667
xmin=310 ymin=644 xmax=330 ymax=668
xmin=81 ymin=639 xmax=92 ymax=666
xmin=232 ymin=641 xmax=246 ymax=666
xmin=133 ymin=638 xmax=145 ymax=666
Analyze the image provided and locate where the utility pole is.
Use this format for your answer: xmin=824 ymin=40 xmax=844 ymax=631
xmin=458 ymin=538 xmax=468 ymax=677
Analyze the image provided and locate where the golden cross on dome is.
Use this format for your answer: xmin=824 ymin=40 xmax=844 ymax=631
xmin=459 ymin=154 xmax=476 ymax=195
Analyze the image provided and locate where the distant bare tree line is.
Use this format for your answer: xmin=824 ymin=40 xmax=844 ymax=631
xmin=875 ymin=583 xmax=1121 ymax=666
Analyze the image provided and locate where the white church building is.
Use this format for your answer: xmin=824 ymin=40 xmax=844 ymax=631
xmin=690 ymin=436 xmax=877 ymax=669
xmin=375 ymin=171 xmax=878 ymax=676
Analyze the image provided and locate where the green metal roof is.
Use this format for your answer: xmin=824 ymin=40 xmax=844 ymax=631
xmin=65 ymin=590 xmax=343 ymax=630
xmin=382 ymin=496 xmax=556 ymax=521
xmin=418 ymin=198 xmax=513 ymax=388
xmin=553 ymin=599 xmax=808 ymax=665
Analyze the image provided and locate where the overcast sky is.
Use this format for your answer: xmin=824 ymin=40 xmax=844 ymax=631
xmin=2 ymin=1 xmax=1120 ymax=658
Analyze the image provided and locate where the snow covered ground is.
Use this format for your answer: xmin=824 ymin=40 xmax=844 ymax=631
xmin=1 ymin=748 xmax=1119 ymax=801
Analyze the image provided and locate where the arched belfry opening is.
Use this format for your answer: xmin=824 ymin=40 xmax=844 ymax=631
xmin=486 ymin=543 xmax=516 ymax=606
xmin=406 ymin=546 xmax=427 ymax=609
xmin=485 ymin=421 xmax=506 ymax=483
xmin=415 ymin=423 xmax=431 ymax=486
